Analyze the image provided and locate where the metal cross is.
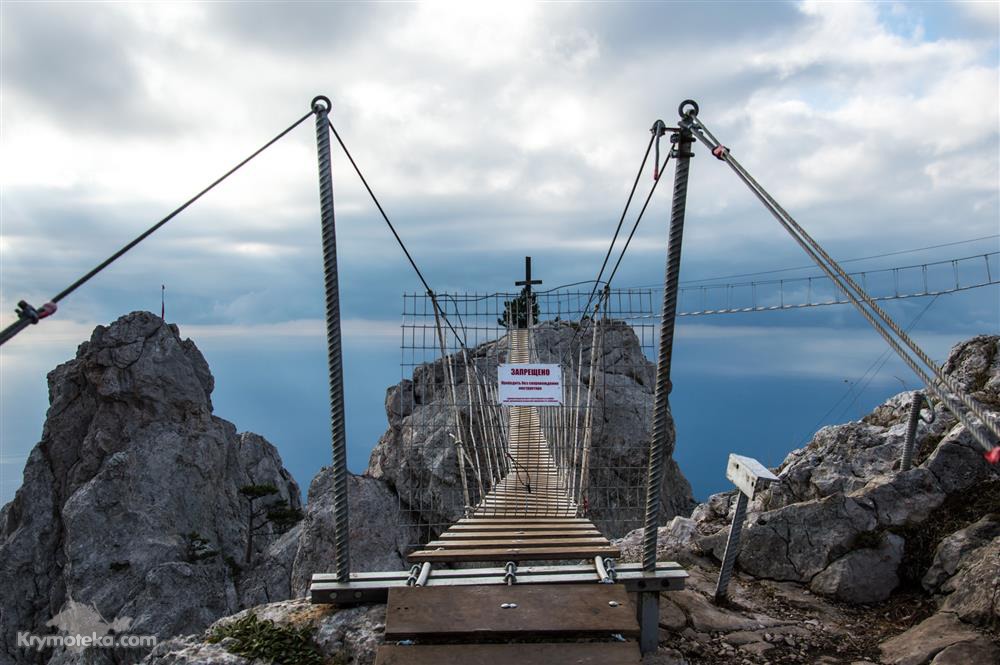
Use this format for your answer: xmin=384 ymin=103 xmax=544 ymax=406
xmin=514 ymin=256 xmax=542 ymax=298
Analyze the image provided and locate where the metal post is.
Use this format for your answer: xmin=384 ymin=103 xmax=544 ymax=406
xmin=714 ymin=454 xmax=777 ymax=603
xmin=713 ymin=492 xmax=748 ymax=602
xmin=313 ymin=95 xmax=350 ymax=582
xmin=639 ymin=100 xmax=697 ymax=656
xmin=900 ymin=392 xmax=925 ymax=472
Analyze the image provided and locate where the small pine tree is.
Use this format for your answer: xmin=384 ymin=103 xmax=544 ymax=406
xmin=183 ymin=531 xmax=218 ymax=563
xmin=239 ymin=484 xmax=304 ymax=567
xmin=498 ymin=290 xmax=540 ymax=329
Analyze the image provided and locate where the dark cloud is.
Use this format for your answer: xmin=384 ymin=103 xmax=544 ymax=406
xmin=207 ymin=2 xmax=403 ymax=55
xmin=573 ymin=0 xmax=806 ymax=53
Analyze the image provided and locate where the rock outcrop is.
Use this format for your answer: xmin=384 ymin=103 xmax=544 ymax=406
xmin=240 ymin=469 xmax=416 ymax=606
xmin=142 ymin=599 xmax=384 ymax=665
xmin=0 ymin=313 xmax=302 ymax=665
xmin=615 ymin=334 xmax=1000 ymax=664
xmin=689 ymin=336 xmax=1000 ymax=606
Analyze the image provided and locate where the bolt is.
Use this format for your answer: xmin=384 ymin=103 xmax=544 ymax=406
xmin=608 ymin=601 xmax=620 ymax=607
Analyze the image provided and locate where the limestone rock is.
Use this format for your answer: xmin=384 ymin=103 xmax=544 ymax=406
xmin=922 ymin=514 xmax=1000 ymax=592
xmin=879 ymin=612 xmax=986 ymax=665
xmin=939 ymin=533 xmax=1000 ymax=626
xmin=0 ymin=312 xmax=300 ymax=664
xmin=808 ymin=532 xmax=904 ymax=603
xmin=616 ymin=516 xmax=698 ymax=562
xmin=237 ymin=469 xmax=418 ymax=606
xmin=737 ymin=494 xmax=878 ymax=582
xmin=288 ymin=470 xmax=416 ymax=597
xmin=928 ymin=637 xmax=1000 ymax=664
xmin=142 ymin=598 xmax=383 ymax=665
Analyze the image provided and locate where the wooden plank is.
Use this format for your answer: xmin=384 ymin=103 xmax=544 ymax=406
xmin=376 ymin=642 xmax=640 ymax=665
xmin=458 ymin=517 xmax=592 ymax=525
xmin=408 ymin=545 xmax=620 ymax=562
xmin=384 ymin=584 xmax=639 ymax=640
xmin=439 ymin=530 xmax=602 ymax=539
xmin=424 ymin=537 xmax=610 ymax=550
xmin=449 ymin=523 xmax=596 ymax=531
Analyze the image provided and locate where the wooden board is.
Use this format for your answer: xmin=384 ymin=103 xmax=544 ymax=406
xmin=439 ymin=530 xmax=602 ymax=539
xmin=408 ymin=545 xmax=619 ymax=562
xmin=384 ymin=584 xmax=639 ymax=640
xmin=458 ymin=518 xmax=591 ymax=524
xmin=424 ymin=537 xmax=610 ymax=550
xmin=375 ymin=642 xmax=640 ymax=665
xmin=449 ymin=523 xmax=596 ymax=532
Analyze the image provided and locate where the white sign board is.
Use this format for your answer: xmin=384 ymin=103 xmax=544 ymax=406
xmin=498 ymin=364 xmax=562 ymax=406
xmin=725 ymin=453 xmax=779 ymax=499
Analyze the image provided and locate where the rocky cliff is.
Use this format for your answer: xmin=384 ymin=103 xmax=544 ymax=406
xmin=0 ymin=313 xmax=305 ymax=665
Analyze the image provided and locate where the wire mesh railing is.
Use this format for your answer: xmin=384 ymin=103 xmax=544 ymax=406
xmin=371 ymin=288 xmax=659 ymax=550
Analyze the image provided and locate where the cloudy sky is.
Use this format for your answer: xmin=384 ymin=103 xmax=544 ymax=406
xmin=1 ymin=1 xmax=998 ymax=507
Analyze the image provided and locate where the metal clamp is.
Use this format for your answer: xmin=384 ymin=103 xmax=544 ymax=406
xmin=405 ymin=564 xmax=421 ymax=587
xmin=503 ymin=561 xmax=517 ymax=586
xmin=15 ymin=300 xmax=57 ymax=324
xmin=604 ymin=557 xmax=617 ymax=582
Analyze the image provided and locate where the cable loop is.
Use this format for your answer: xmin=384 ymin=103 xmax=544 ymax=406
xmin=679 ymin=99 xmax=700 ymax=118
xmin=311 ymin=95 xmax=332 ymax=113
xmin=651 ymin=120 xmax=667 ymax=180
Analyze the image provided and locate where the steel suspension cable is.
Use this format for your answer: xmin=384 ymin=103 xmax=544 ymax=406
xmin=560 ymin=130 xmax=658 ymax=361
xmin=686 ymin=115 xmax=998 ymax=453
xmin=605 ymin=151 xmax=673 ymax=288
xmin=326 ymin=120 xmax=470 ymax=349
xmin=0 ymin=109 xmax=315 ymax=347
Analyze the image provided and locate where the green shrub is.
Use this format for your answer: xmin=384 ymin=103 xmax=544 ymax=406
xmin=207 ymin=613 xmax=324 ymax=665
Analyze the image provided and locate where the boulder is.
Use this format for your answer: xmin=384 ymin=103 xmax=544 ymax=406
xmin=879 ymin=612 xmax=987 ymax=665
xmin=922 ymin=514 xmax=1000 ymax=592
xmin=938 ymin=533 xmax=1000 ymax=626
xmin=808 ymin=532 xmax=904 ymax=603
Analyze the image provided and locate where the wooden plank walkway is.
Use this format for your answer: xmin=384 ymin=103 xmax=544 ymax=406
xmin=408 ymin=328 xmax=619 ymax=564
xmin=376 ymin=642 xmax=640 ymax=665
xmin=376 ymin=584 xmax=641 ymax=664
xmin=384 ymin=584 xmax=639 ymax=640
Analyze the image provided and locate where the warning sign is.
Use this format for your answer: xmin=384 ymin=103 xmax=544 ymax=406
xmin=498 ymin=364 xmax=563 ymax=406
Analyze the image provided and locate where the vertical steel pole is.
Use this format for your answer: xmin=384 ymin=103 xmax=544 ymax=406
xmin=313 ymin=95 xmax=350 ymax=582
xmin=900 ymin=392 xmax=924 ymax=472
xmin=639 ymin=101 xmax=697 ymax=656
xmin=713 ymin=491 xmax=749 ymax=602
xmin=643 ymin=108 xmax=694 ymax=570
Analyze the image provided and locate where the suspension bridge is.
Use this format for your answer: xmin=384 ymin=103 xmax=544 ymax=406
xmin=2 ymin=96 xmax=998 ymax=662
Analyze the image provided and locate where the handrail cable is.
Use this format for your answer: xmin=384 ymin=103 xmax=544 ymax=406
xmin=326 ymin=119 xmax=471 ymax=350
